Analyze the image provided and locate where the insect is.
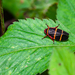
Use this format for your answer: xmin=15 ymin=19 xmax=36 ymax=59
xmin=42 ymin=24 xmax=69 ymax=44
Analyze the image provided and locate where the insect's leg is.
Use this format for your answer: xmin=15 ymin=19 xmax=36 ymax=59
xmin=55 ymin=24 xmax=60 ymax=28
xmin=48 ymin=35 xmax=55 ymax=44
xmin=48 ymin=34 xmax=55 ymax=40
xmin=42 ymin=35 xmax=47 ymax=39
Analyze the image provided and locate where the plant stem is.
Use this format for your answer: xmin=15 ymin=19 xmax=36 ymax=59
xmin=0 ymin=0 xmax=5 ymax=35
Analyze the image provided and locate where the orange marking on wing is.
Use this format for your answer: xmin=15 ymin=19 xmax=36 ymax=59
xmin=47 ymin=27 xmax=50 ymax=35
xmin=54 ymin=28 xmax=57 ymax=39
xmin=59 ymin=30 xmax=63 ymax=41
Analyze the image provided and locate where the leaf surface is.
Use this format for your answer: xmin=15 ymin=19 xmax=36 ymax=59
xmin=0 ymin=18 xmax=74 ymax=75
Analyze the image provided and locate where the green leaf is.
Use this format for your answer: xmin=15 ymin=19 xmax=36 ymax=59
xmin=49 ymin=48 xmax=75 ymax=75
xmin=0 ymin=18 xmax=74 ymax=75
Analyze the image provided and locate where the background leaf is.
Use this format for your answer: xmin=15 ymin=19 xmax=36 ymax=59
xmin=49 ymin=48 xmax=75 ymax=75
xmin=2 ymin=0 xmax=58 ymax=18
xmin=46 ymin=3 xmax=57 ymax=21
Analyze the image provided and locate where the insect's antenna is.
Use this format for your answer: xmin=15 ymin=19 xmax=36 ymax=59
xmin=46 ymin=24 xmax=47 ymax=26
xmin=58 ymin=24 xmax=60 ymax=26
xmin=55 ymin=24 xmax=60 ymax=28
xmin=46 ymin=24 xmax=49 ymax=28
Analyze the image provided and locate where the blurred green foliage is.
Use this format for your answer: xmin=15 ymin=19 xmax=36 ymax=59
xmin=2 ymin=0 xmax=58 ymax=19
xmin=46 ymin=3 xmax=57 ymax=21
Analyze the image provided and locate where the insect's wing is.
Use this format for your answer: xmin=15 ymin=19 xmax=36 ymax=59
xmin=48 ymin=28 xmax=69 ymax=37
xmin=56 ymin=29 xmax=69 ymax=36
xmin=63 ymin=31 xmax=69 ymax=35
xmin=48 ymin=28 xmax=61 ymax=36
xmin=48 ymin=29 xmax=55 ymax=37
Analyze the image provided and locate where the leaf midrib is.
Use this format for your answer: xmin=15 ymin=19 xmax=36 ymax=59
xmin=0 ymin=45 xmax=75 ymax=57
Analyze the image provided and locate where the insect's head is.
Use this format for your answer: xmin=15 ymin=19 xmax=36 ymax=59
xmin=44 ymin=28 xmax=47 ymax=34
